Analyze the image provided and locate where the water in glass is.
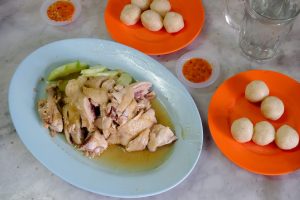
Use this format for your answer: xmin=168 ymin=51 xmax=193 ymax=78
xmin=239 ymin=0 xmax=299 ymax=60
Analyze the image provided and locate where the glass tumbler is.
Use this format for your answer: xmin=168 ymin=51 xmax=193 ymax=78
xmin=225 ymin=0 xmax=300 ymax=61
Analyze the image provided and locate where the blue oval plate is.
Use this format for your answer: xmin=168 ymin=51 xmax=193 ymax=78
xmin=9 ymin=39 xmax=203 ymax=198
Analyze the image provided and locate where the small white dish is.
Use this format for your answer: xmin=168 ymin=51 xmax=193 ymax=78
xmin=40 ymin=0 xmax=81 ymax=26
xmin=176 ymin=51 xmax=220 ymax=88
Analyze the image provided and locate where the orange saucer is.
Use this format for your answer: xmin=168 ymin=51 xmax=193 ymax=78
xmin=208 ymin=70 xmax=300 ymax=175
xmin=104 ymin=0 xmax=205 ymax=55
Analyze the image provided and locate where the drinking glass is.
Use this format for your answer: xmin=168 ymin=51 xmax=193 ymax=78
xmin=225 ymin=0 xmax=300 ymax=61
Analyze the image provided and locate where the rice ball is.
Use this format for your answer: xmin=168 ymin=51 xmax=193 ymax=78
xmin=245 ymin=80 xmax=269 ymax=103
xmin=150 ymin=0 xmax=171 ymax=17
xmin=275 ymin=125 xmax=299 ymax=150
xmin=131 ymin=0 xmax=151 ymax=10
xmin=231 ymin=117 xmax=254 ymax=143
xmin=120 ymin=4 xmax=141 ymax=26
xmin=261 ymin=96 xmax=284 ymax=120
xmin=252 ymin=121 xmax=275 ymax=146
xmin=163 ymin=12 xmax=185 ymax=33
xmin=141 ymin=10 xmax=163 ymax=31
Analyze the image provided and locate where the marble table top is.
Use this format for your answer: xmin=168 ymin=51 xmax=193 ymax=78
xmin=0 ymin=0 xmax=300 ymax=200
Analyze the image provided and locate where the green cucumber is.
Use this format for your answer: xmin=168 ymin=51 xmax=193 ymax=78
xmin=81 ymin=66 xmax=107 ymax=76
xmin=47 ymin=61 xmax=88 ymax=81
xmin=81 ymin=70 xmax=120 ymax=77
xmin=57 ymin=80 xmax=68 ymax=92
xmin=117 ymin=72 xmax=133 ymax=86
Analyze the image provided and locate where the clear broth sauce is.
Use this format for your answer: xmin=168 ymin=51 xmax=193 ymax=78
xmin=96 ymin=99 xmax=175 ymax=172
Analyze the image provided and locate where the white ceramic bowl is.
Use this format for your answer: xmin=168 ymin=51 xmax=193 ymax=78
xmin=40 ymin=0 xmax=81 ymax=26
xmin=176 ymin=51 xmax=220 ymax=88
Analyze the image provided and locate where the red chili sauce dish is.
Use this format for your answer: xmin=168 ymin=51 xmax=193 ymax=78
xmin=47 ymin=0 xmax=75 ymax=22
xmin=182 ymin=58 xmax=212 ymax=83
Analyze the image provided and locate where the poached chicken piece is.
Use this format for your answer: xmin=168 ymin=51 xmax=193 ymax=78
xmin=62 ymin=104 xmax=84 ymax=145
xmin=118 ymin=109 xmax=157 ymax=146
xmin=65 ymin=78 xmax=96 ymax=131
xmin=148 ymin=124 xmax=177 ymax=152
xmin=38 ymin=74 xmax=176 ymax=157
xmin=126 ymin=128 xmax=150 ymax=152
xmin=37 ymin=85 xmax=63 ymax=136
xmin=80 ymin=131 xmax=108 ymax=157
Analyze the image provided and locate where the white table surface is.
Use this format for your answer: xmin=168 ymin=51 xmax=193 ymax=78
xmin=0 ymin=0 xmax=300 ymax=200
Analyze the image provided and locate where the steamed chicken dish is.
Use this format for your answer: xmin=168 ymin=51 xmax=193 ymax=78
xmin=37 ymin=61 xmax=176 ymax=157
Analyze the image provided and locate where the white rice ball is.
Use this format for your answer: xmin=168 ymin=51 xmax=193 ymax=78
xmin=231 ymin=117 xmax=254 ymax=143
xmin=141 ymin=10 xmax=163 ymax=31
xmin=245 ymin=80 xmax=269 ymax=103
xmin=261 ymin=96 xmax=284 ymax=120
xmin=120 ymin=4 xmax=141 ymax=26
xmin=163 ymin=12 xmax=185 ymax=33
xmin=275 ymin=125 xmax=299 ymax=150
xmin=150 ymin=0 xmax=171 ymax=17
xmin=252 ymin=121 xmax=275 ymax=146
xmin=131 ymin=0 xmax=151 ymax=10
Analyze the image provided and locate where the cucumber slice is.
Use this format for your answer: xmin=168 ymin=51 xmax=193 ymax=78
xmin=47 ymin=61 xmax=88 ymax=81
xmin=117 ymin=72 xmax=133 ymax=86
xmin=81 ymin=66 xmax=107 ymax=76
xmin=57 ymin=80 xmax=68 ymax=92
xmin=81 ymin=70 xmax=120 ymax=77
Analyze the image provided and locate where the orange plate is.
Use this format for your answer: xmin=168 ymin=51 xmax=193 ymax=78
xmin=208 ymin=70 xmax=300 ymax=175
xmin=104 ymin=0 xmax=205 ymax=55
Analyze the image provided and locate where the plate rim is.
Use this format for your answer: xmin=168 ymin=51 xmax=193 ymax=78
xmin=8 ymin=38 xmax=203 ymax=198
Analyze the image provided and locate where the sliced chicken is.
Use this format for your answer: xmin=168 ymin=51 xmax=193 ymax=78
xmin=147 ymin=124 xmax=177 ymax=152
xmin=102 ymin=79 xmax=115 ymax=91
xmin=77 ymin=76 xmax=88 ymax=85
xmin=38 ymin=72 xmax=177 ymax=157
xmin=94 ymin=116 xmax=112 ymax=129
xmin=62 ymin=104 xmax=84 ymax=145
xmin=84 ymin=76 xmax=108 ymax=88
xmin=102 ymin=129 xmax=110 ymax=139
xmin=94 ymin=117 xmax=102 ymax=129
xmin=114 ymin=84 xmax=124 ymax=91
xmin=94 ymin=116 xmax=112 ymax=139
xmin=65 ymin=78 xmax=86 ymax=102
xmin=106 ymin=102 xmax=118 ymax=121
xmin=110 ymin=89 xmax=126 ymax=104
xmin=80 ymin=97 xmax=96 ymax=131
xmin=123 ymin=99 xmax=138 ymax=119
xmin=140 ymin=108 xmax=157 ymax=123
xmin=65 ymin=78 xmax=86 ymax=111
xmin=126 ymin=128 xmax=150 ymax=152
xmin=102 ymin=116 xmax=113 ymax=130
xmin=123 ymin=99 xmax=137 ymax=119
xmin=145 ymin=91 xmax=156 ymax=100
xmin=118 ymin=110 xmax=156 ymax=146
xmin=136 ymin=99 xmax=151 ymax=112
xmin=112 ymin=82 xmax=151 ymax=114
xmin=117 ymin=87 xmax=134 ymax=113
xmin=65 ymin=80 xmax=96 ymax=131
xmin=107 ymin=127 xmax=121 ymax=144
xmin=80 ymin=131 xmax=108 ymax=157
xmin=37 ymin=86 xmax=63 ymax=136
xmin=131 ymin=81 xmax=152 ymax=92
xmin=65 ymin=79 xmax=80 ymax=98
xmin=116 ymin=99 xmax=138 ymax=125
xmin=131 ymin=82 xmax=152 ymax=101
xmin=82 ymin=98 xmax=95 ymax=123
xmin=82 ymin=87 xmax=108 ymax=106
